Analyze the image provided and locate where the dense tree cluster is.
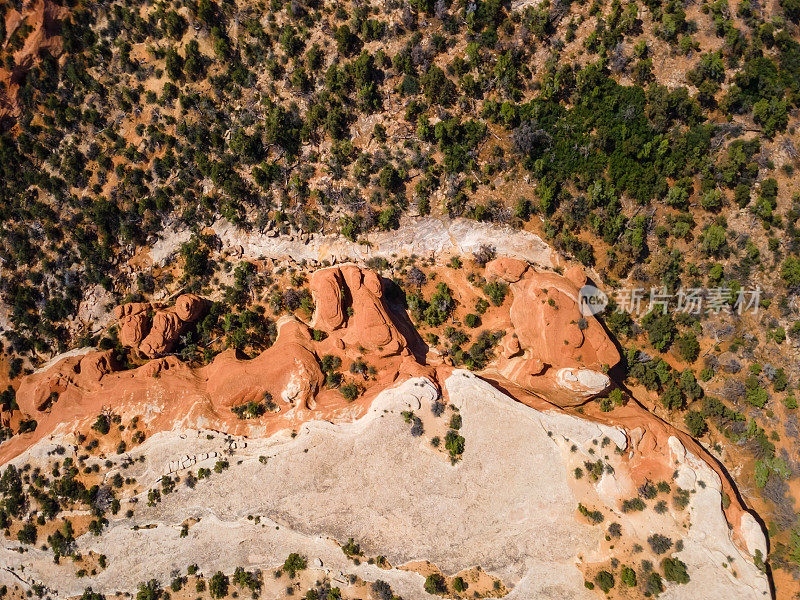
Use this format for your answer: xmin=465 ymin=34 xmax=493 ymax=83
xmin=0 ymin=0 xmax=799 ymax=368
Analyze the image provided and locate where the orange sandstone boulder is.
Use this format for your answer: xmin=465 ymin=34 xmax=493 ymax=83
xmin=501 ymin=335 xmax=522 ymax=358
xmin=311 ymin=265 xmax=407 ymax=357
xmin=564 ymin=265 xmax=588 ymax=288
xmin=310 ymin=267 xmax=346 ymax=330
xmin=77 ymin=350 xmax=117 ymax=383
xmin=116 ymin=302 xmax=151 ymax=348
xmin=139 ymin=311 xmax=183 ymax=358
xmin=487 ymin=258 xmax=619 ymax=399
xmin=114 ymin=302 xmax=149 ymax=321
xmin=485 ymin=256 xmax=529 ymax=282
xmin=116 ymin=295 xmax=207 ymax=358
xmin=488 ymin=258 xmax=620 ymax=372
xmin=204 ymin=319 xmax=323 ymax=412
xmin=174 ymin=293 xmax=206 ymax=322
xmin=119 ymin=312 xmax=150 ymax=348
xmin=18 ymin=350 xmax=116 ymax=414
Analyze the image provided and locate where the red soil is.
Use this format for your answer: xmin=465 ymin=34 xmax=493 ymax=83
xmin=1 ymin=0 xmax=68 ymax=122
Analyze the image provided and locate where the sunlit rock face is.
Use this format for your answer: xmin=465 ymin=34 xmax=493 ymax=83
xmin=487 ymin=258 xmax=619 ymax=400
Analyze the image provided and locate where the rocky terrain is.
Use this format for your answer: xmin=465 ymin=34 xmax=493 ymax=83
xmin=3 ymin=0 xmax=800 ymax=597
xmin=0 ymin=256 xmax=774 ymax=599
xmin=0 ymin=373 xmax=771 ymax=600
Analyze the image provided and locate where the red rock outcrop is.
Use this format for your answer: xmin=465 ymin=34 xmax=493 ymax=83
xmin=4 ymin=266 xmax=435 ymax=462
xmin=117 ymin=294 xmax=206 ymax=358
xmin=0 ymin=261 xmax=758 ymax=556
xmin=175 ymin=293 xmax=206 ymax=322
xmin=205 ymin=319 xmax=324 ymax=411
xmin=487 ymin=257 xmax=620 ymax=401
xmin=485 ymin=256 xmax=529 ymax=283
xmin=311 ymin=265 xmax=409 ymax=357
xmin=139 ymin=311 xmax=183 ymax=357
xmin=116 ymin=303 xmax=150 ymax=348
xmin=310 ymin=267 xmax=347 ymax=330
xmin=8 ymin=318 xmax=328 ymax=461
xmin=23 ymin=350 xmax=116 ymax=413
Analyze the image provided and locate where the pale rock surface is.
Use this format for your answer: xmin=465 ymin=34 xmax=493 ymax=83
xmin=740 ymin=513 xmax=768 ymax=558
xmin=663 ymin=436 xmax=769 ymax=600
xmin=76 ymin=284 xmax=116 ymax=330
xmin=554 ymin=367 xmax=612 ymax=396
xmin=149 ymin=217 xmax=555 ymax=267
xmin=33 ymin=346 xmax=95 ymax=374
xmin=0 ymin=374 xmax=769 ymax=600
xmin=0 ymin=374 xmax=599 ymax=598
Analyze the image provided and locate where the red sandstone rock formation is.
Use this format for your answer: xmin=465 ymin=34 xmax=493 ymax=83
xmin=0 ymin=262 xmax=758 ymax=555
xmin=204 ymin=319 xmax=324 ymax=411
xmin=487 ymin=257 xmax=620 ymax=400
xmin=175 ymin=293 xmax=205 ymax=322
xmin=117 ymin=294 xmax=206 ymax=358
xmin=5 ymin=266 xmax=433 ymax=462
xmin=23 ymin=350 xmax=116 ymax=413
xmin=311 ymin=265 xmax=408 ymax=357
xmin=9 ymin=318 xmax=328 ymax=462
xmin=116 ymin=303 xmax=150 ymax=348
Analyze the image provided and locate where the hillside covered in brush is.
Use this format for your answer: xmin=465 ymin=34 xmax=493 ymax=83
xmin=3 ymin=0 xmax=800 ymax=594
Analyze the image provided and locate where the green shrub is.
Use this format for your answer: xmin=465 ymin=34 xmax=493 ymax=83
xmin=137 ymin=580 xmax=163 ymax=600
xmin=231 ymin=400 xmax=266 ymax=419
xmin=662 ymin=557 xmax=689 ymax=584
xmin=642 ymin=311 xmax=676 ymax=352
xmin=283 ymin=553 xmax=307 ymax=578
xmin=645 ymin=571 xmax=663 ymax=596
xmin=444 ymin=430 xmax=465 ymax=458
xmin=700 ymin=224 xmax=728 ymax=257
xmin=209 ymin=572 xmax=228 ymax=599
xmin=647 ymin=533 xmax=673 ymax=554
xmin=424 ymin=283 xmax=455 ymax=326
xmin=340 ymin=382 xmax=361 ymax=401
xmin=578 ymin=503 xmax=604 ymax=524
xmin=17 ymin=523 xmax=37 ymax=545
xmin=622 ymin=498 xmax=646 ymax=512
xmin=92 ymin=414 xmax=110 ymax=435
xmin=342 ymin=538 xmax=361 ymax=556
xmin=423 ymin=573 xmax=447 ymax=595
xmin=744 ymin=376 xmax=768 ymax=408
xmin=782 ymin=256 xmax=800 ymax=288
xmin=464 ymin=313 xmax=481 ymax=328
xmin=232 ymin=567 xmax=260 ymax=592
xmin=482 ymin=281 xmax=508 ymax=306
xmin=684 ymin=411 xmax=707 ymax=437
xmin=675 ymin=333 xmax=700 ymax=363
xmin=594 ymin=570 xmax=614 ymax=593
xmin=621 ymin=565 xmax=637 ymax=587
